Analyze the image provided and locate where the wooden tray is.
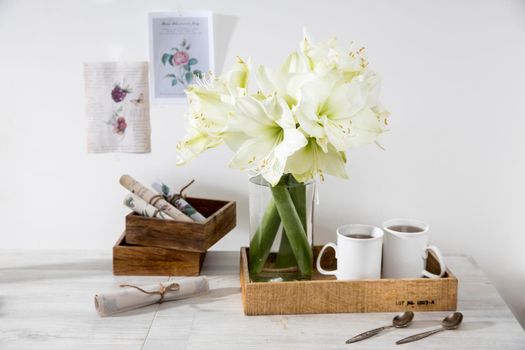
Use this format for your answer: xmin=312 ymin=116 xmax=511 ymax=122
xmin=113 ymin=232 xmax=206 ymax=276
xmin=240 ymin=246 xmax=458 ymax=315
xmin=125 ymin=197 xmax=236 ymax=252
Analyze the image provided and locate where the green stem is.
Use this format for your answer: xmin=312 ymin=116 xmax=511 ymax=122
xmin=271 ymin=185 xmax=313 ymax=276
xmin=248 ymin=199 xmax=281 ymax=275
xmin=275 ymin=182 xmax=307 ymax=268
xmin=274 ymin=228 xmax=295 ymax=268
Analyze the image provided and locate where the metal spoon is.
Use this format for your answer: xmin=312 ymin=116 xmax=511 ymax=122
xmin=396 ymin=312 xmax=463 ymax=345
xmin=346 ymin=311 xmax=414 ymax=344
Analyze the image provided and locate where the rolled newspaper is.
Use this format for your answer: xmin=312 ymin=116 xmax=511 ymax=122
xmin=94 ymin=277 xmax=209 ymax=317
xmin=152 ymin=181 xmax=206 ymax=222
xmin=119 ymin=174 xmax=191 ymax=222
xmin=123 ymin=193 xmax=174 ymax=220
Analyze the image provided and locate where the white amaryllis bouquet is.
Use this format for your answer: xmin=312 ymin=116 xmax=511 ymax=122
xmin=178 ymin=31 xmax=389 ymax=279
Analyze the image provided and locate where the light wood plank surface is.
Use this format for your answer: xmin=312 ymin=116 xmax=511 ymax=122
xmin=0 ymin=251 xmax=523 ymax=349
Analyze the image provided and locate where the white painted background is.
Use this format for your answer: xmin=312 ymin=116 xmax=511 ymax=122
xmin=1 ymin=0 xmax=524 ymax=327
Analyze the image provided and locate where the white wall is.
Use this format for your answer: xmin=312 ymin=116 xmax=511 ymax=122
xmin=1 ymin=0 xmax=524 ymax=327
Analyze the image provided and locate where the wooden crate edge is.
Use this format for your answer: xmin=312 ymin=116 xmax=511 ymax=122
xmin=240 ymin=247 xmax=250 ymax=315
xmin=113 ymin=232 xmax=205 ymax=276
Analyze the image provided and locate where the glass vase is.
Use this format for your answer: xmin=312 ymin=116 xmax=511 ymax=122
xmin=248 ymin=174 xmax=315 ymax=282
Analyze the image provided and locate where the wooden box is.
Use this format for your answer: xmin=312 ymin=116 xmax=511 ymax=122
xmin=240 ymin=246 xmax=458 ymax=315
xmin=125 ymin=197 xmax=236 ymax=252
xmin=113 ymin=232 xmax=206 ymax=276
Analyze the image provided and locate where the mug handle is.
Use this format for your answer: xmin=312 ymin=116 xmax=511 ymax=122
xmin=316 ymin=243 xmax=338 ymax=276
xmin=422 ymin=245 xmax=446 ymax=278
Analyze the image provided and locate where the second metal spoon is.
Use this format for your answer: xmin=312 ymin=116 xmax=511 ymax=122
xmin=396 ymin=312 xmax=463 ymax=345
xmin=346 ymin=311 xmax=414 ymax=344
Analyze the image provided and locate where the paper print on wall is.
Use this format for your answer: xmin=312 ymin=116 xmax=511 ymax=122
xmin=149 ymin=12 xmax=214 ymax=104
xmin=84 ymin=62 xmax=151 ymax=153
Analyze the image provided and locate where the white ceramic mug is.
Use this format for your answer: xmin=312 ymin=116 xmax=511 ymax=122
xmin=316 ymin=224 xmax=383 ymax=280
xmin=382 ymin=218 xmax=446 ymax=279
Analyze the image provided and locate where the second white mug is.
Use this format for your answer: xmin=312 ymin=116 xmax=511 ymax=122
xmin=382 ymin=218 xmax=446 ymax=279
xmin=316 ymin=224 xmax=383 ymax=280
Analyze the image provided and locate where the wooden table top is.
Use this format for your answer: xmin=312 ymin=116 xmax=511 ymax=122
xmin=0 ymin=250 xmax=523 ymax=349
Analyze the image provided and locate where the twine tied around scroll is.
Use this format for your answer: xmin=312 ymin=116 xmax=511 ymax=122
xmin=147 ymin=195 xmax=165 ymax=219
xmin=120 ymin=282 xmax=180 ymax=303
xmin=147 ymin=180 xmax=195 ymax=218
xmin=166 ymin=179 xmax=195 ymax=203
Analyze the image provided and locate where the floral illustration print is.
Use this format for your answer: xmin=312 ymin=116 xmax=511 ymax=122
xmin=161 ymin=39 xmax=202 ymax=87
xmin=173 ymin=50 xmax=190 ymax=65
xmin=111 ymin=83 xmax=132 ymax=103
xmin=107 ymin=81 xmax=138 ymax=137
xmin=113 ymin=116 xmax=127 ymax=135
xmin=130 ymin=93 xmax=144 ymax=106
xmin=107 ymin=106 xmax=127 ymax=135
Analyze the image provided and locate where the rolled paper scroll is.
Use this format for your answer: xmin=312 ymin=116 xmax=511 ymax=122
xmin=119 ymin=174 xmax=192 ymax=222
xmin=94 ymin=277 xmax=209 ymax=317
xmin=123 ymin=193 xmax=173 ymax=220
xmin=152 ymin=181 xmax=206 ymax=222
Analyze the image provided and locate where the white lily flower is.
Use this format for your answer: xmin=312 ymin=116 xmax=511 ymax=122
xmin=226 ymin=95 xmax=307 ymax=185
xmin=301 ymin=28 xmax=370 ymax=83
xmin=296 ymin=69 xmax=363 ymax=150
xmin=257 ymin=52 xmax=313 ymax=107
xmin=176 ymin=119 xmax=223 ymax=164
xmin=300 ymin=29 xmax=339 ymax=73
xmin=177 ymin=31 xmax=389 ymax=184
xmin=285 ymin=137 xmax=348 ymax=182
xmin=338 ymin=46 xmax=368 ymax=83
xmin=227 ymin=56 xmax=251 ymax=98
xmin=177 ymin=58 xmax=250 ymax=164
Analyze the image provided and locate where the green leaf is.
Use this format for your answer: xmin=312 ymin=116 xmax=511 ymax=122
xmin=164 ymin=74 xmax=176 ymax=78
xmin=171 ymin=79 xmax=177 ymax=86
xmin=249 ymin=200 xmax=281 ymax=275
xmin=185 ymin=72 xmax=193 ymax=83
xmin=168 ymin=55 xmax=174 ymax=66
xmin=161 ymin=183 xmax=171 ymax=196
xmin=193 ymin=70 xmax=203 ymax=78
xmin=275 ymin=181 xmax=307 ymax=268
xmin=161 ymin=53 xmax=170 ymax=65
xmin=124 ymin=197 xmax=134 ymax=208
xmin=188 ymin=58 xmax=198 ymax=65
xmin=182 ymin=63 xmax=190 ymax=71
xmin=271 ymin=185 xmax=313 ymax=276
